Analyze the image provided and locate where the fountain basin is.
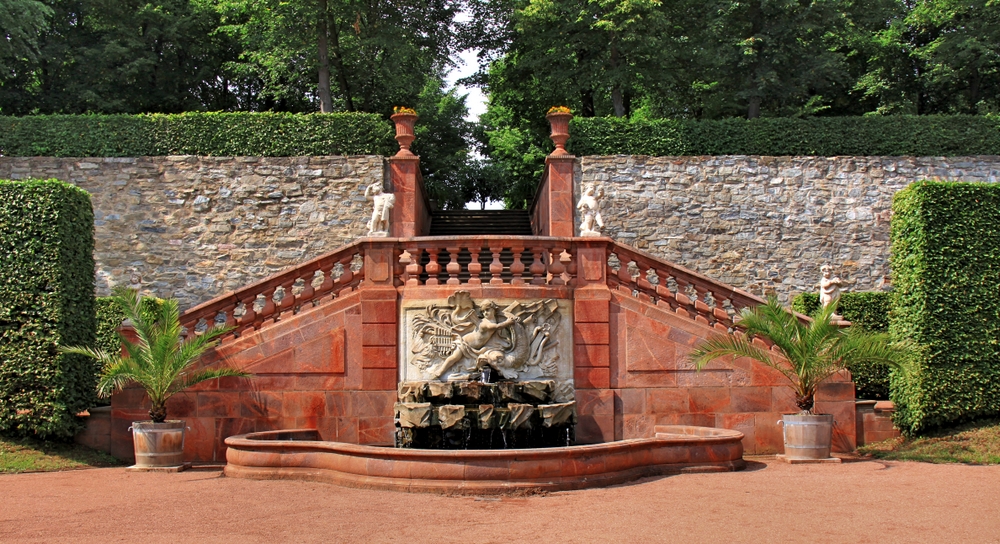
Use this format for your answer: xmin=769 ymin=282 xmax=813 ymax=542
xmin=224 ymin=425 xmax=745 ymax=494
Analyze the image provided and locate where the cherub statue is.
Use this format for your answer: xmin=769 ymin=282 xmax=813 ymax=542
xmin=817 ymin=264 xmax=844 ymax=318
xmin=364 ymin=181 xmax=395 ymax=236
xmin=577 ymin=182 xmax=604 ymax=237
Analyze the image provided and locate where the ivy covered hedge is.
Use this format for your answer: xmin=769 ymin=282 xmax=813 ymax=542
xmin=0 ymin=179 xmax=95 ymax=439
xmin=570 ymin=115 xmax=1000 ymax=157
xmin=793 ymin=292 xmax=893 ymax=400
xmin=890 ymin=181 xmax=1000 ymax=434
xmin=0 ymin=112 xmax=396 ymax=157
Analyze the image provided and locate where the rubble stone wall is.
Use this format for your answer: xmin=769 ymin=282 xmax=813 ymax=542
xmin=0 ymin=156 xmax=385 ymax=309
xmin=579 ymin=155 xmax=1000 ymax=300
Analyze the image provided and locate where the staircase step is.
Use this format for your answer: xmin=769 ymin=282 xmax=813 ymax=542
xmin=429 ymin=210 xmax=533 ymax=236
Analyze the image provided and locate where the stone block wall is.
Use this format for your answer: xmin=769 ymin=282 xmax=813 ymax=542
xmin=0 ymin=156 xmax=385 ymax=309
xmin=579 ymin=155 xmax=1000 ymax=300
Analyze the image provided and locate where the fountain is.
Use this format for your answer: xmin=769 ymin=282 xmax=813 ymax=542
xmin=224 ymin=290 xmax=746 ymax=493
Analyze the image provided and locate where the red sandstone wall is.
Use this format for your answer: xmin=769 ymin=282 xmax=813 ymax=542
xmin=111 ymin=290 xmax=397 ymax=463
xmin=111 ymin=277 xmax=855 ymax=463
xmin=594 ymin=291 xmax=855 ymax=454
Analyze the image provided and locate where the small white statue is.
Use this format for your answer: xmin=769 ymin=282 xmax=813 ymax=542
xmin=817 ymin=264 xmax=844 ymax=318
xmin=364 ymin=181 xmax=395 ymax=236
xmin=577 ymin=182 xmax=604 ymax=237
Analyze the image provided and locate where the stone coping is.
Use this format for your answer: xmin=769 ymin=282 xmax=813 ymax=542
xmin=223 ymin=425 xmax=746 ymax=494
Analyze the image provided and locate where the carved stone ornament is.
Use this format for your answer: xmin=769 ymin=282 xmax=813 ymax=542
xmin=577 ymin=182 xmax=605 ymax=237
xmin=400 ymin=291 xmax=575 ymax=401
xmin=364 ymin=181 xmax=395 ymax=237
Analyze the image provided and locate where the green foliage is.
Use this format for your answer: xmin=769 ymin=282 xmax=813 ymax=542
xmin=0 ymin=178 xmax=95 ymax=439
xmin=691 ymin=296 xmax=909 ymax=413
xmin=792 ymin=292 xmax=893 ymax=400
xmin=569 ymin=115 xmax=1000 ymax=157
xmin=0 ymin=112 xmax=395 ymax=157
xmin=62 ymin=286 xmax=246 ymax=423
xmin=890 ymin=181 xmax=1000 ymax=434
xmin=0 ymin=0 xmax=51 ymax=74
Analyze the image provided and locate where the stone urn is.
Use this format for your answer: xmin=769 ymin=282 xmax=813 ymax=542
xmin=546 ymin=111 xmax=573 ymax=155
xmin=780 ymin=413 xmax=834 ymax=460
xmin=390 ymin=112 xmax=419 ymax=157
xmin=130 ymin=420 xmax=186 ymax=468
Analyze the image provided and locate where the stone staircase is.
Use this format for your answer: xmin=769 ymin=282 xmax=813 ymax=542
xmin=429 ymin=210 xmax=533 ymax=236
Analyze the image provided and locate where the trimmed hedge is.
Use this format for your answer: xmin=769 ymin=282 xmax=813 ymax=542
xmin=0 ymin=179 xmax=95 ymax=439
xmin=0 ymin=112 xmax=396 ymax=157
xmin=569 ymin=115 xmax=1000 ymax=157
xmin=890 ymin=181 xmax=1000 ymax=434
xmin=792 ymin=292 xmax=893 ymax=400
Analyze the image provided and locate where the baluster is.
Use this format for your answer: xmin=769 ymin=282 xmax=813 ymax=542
xmin=338 ymin=253 xmax=355 ymax=288
xmin=563 ymin=248 xmax=577 ymax=285
xmin=276 ymin=278 xmax=296 ymax=318
xmin=548 ymin=247 xmax=566 ymax=286
xmin=317 ymin=263 xmax=334 ymax=297
xmin=224 ymin=303 xmax=238 ymax=328
xmin=403 ymin=246 xmax=423 ymax=286
xmin=259 ymin=286 xmax=277 ymax=322
xmin=510 ymin=245 xmax=525 ymax=285
xmin=489 ymin=246 xmax=503 ymax=284
xmin=446 ymin=246 xmax=461 ymax=285
xmin=467 ymin=247 xmax=482 ymax=285
xmin=297 ymin=270 xmax=316 ymax=306
xmin=425 ymin=248 xmax=441 ymax=286
xmin=238 ymin=293 xmax=257 ymax=328
xmin=617 ymin=258 xmax=633 ymax=286
xmin=529 ymin=246 xmax=546 ymax=285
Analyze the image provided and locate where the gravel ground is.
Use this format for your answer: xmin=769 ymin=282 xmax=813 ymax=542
xmin=2 ymin=457 xmax=999 ymax=543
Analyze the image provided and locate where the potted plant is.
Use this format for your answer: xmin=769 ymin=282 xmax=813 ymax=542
xmin=546 ymin=106 xmax=573 ymax=155
xmin=62 ymin=286 xmax=247 ymax=468
xmin=390 ymin=106 xmax=419 ymax=157
xmin=689 ymin=296 xmax=908 ymax=460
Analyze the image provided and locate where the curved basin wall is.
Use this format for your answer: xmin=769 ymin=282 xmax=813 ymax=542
xmin=224 ymin=425 xmax=745 ymax=494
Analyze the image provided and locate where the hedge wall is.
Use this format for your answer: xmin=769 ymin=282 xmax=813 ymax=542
xmin=793 ymin=292 xmax=893 ymax=400
xmin=890 ymin=181 xmax=1000 ymax=434
xmin=569 ymin=115 xmax=1000 ymax=157
xmin=0 ymin=112 xmax=396 ymax=157
xmin=0 ymin=179 xmax=95 ymax=439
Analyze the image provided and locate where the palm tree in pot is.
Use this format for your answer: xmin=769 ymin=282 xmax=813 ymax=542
xmin=63 ymin=286 xmax=247 ymax=467
xmin=689 ymin=296 xmax=909 ymax=460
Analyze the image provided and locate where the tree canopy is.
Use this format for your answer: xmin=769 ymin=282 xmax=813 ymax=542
xmin=3 ymin=0 xmax=999 ymax=207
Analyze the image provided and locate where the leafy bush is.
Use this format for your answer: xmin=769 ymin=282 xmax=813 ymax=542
xmin=0 ymin=112 xmax=395 ymax=157
xmin=570 ymin=115 xmax=1000 ymax=157
xmin=0 ymin=179 xmax=95 ymax=439
xmin=793 ymin=292 xmax=893 ymax=400
xmin=890 ymin=181 xmax=1000 ymax=434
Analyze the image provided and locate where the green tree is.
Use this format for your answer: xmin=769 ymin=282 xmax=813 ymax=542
xmin=0 ymin=0 xmax=52 ymax=73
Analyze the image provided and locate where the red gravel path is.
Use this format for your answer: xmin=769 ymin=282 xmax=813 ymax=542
xmin=2 ymin=457 xmax=999 ymax=543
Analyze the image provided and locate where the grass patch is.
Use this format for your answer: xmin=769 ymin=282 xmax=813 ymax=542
xmin=0 ymin=435 xmax=122 ymax=473
xmin=859 ymin=418 xmax=1000 ymax=464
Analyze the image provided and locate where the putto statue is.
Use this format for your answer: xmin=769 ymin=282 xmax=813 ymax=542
xmin=364 ymin=181 xmax=395 ymax=236
xmin=577 ymin=182 xmax=604 ymax=237
xmin=817 ymin=264 xmax=844 ymax=318
xmin=408 ymin=291 xmax=563 ymax=382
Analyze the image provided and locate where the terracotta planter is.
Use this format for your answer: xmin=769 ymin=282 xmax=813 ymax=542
xmin=780 ymin=413 xmax=833 ymax=460
xmin=546 ymin=112 xmax=573 ymax=156
xmin=130 ymin=420 xmax=185 ymax=467
xmin=390 ymin=113 xmax=418 ymax=157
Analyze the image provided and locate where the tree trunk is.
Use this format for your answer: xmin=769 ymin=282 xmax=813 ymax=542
xmin=316 ymin=0 xmax=334 ymax=113
xmin=968 ymin=64 xmax=981 ymax=113
xmin=328 ymin=11 xmax=355 ymax=111
xmin=610 ymin=40 xmax=625 ymax=118
xmin=580 ymin=89 xmax=595 ymax=117
xmin=747 ymin=95 xmax=761 ymax=119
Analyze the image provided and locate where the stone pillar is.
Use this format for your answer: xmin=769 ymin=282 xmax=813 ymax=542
xmin=357 ymin=241 xmax=398 ymax=444
xmin=389 ymin=112 xmax=430 ymax=237
xmin=573 ymin=240 xmax=614 ymax=443
xmin=545 ymin=155 xmax=576 ymax=237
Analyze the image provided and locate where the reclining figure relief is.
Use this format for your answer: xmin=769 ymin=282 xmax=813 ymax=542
xmin=409 ymin=290 xmax=563 ymax=382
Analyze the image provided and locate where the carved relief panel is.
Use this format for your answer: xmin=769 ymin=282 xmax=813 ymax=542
xmin=400 ymin=290 xmax=574 ymax=402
